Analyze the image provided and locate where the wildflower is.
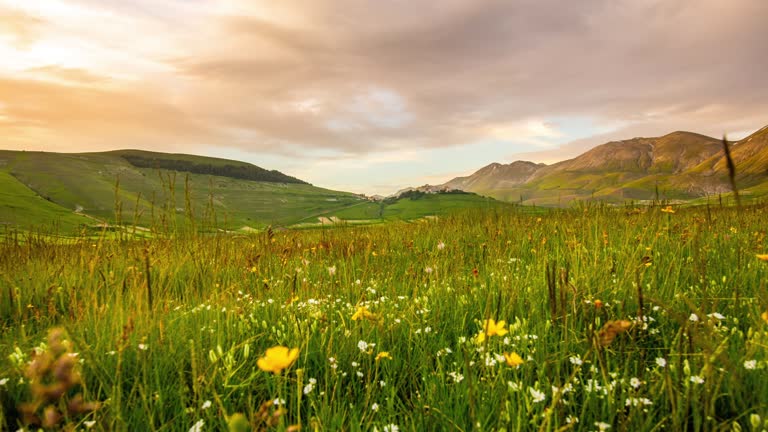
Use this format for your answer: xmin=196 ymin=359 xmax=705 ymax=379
xmin=448 ymin=372 xmax=464 ymax=383
xmin=756 ymin=254 xmax=768 ymax=262
xmin=762 ymin=310 xmax=768 ymax=324
xmin=257 ymin=346 xmax=299 ymax=374
xmin=189 ymin=419 xmax=204 ymax=432
xmin=371 ymin=403 xmax=379 ymax=412
xmin=529 ymin=387 xmax=546 ymax=403
xmin=358 ymin=340 xmax=375 ymax=353
xmin=566 ymin=415 xmax=579 ymax=424
xmin=138 ymin=343 xmax=148 ymax=351
xmin=707 ymin=312 xmax=725 ymax=320
xmin=351 ymin=305 xmax=377 ymax=321
xmin=475 ymin=318 xmax=509 ymax=343
xmin=327 ymin=266 xmax=336 ymax=276
xmin=382 ymin=424 xmax=399 ymax=432
xmin=625 ymin=397 xmax=653 ymax=407
xmin=630 ymin=377 xmax=641 ymax=389
xmin=595 ymin=421 xmax=612 ymax=431
xmin=689 ymin=375 xmax=704 ymax=384
xmin=744 ymin=360 xmax=757 ymax=370
xmin=201 ymin=400 xmax=212 ymax=410
xmin=472 ymin=268 xmax=479 ymax=277
xmin=504 ymin=352 xmax=524 ymax=367
xmin=303 ymin=378 xmax=316 ymax=394
xmin=375 ymin=352 xmax=392 ymax=362
xmin=437 ymin=241 xmax=446 ymax=250
xmin=594 ymin=299 xmax=603 ymax=309
xmin=598 ymin=320 xmax=632 ymax=346
xmin=0 ymin=378 xmax=7 ymax=386
xmin=379 ymin=380 xmax=386 ymax=387
xmin=688 ymin=313 xmax=699 ymax=322
xmin=661 ymin=206 xmax=675 ymax=214
xmin=569 ymin=356 xmax=583 ymax=366
xmin=84 ymin=420 xmax=96 ymax=428
xmin=655 ymin=357 xmax=667 ymax=368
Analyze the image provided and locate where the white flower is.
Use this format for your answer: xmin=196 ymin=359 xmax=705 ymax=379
xmin=744 ymin=360 xmax=757 ymax=370
xmin=707 ymin=312 xmax=725 ymax=320
xmin=327 ymin=266 xmax=337 ymax=276
xmin=358 ymin=340 xmax=374 ymax=352
xmin=566 ymin=415 xmax=579 ymax=424
xmin=437 ymin=241 xmax=446 ymax=250
xmin=655 ymin=357 xmax=667 ymax=368
xmin=273 ymin=398 xmax=286 ymax=406
xmin=382 ymin=424 xmax=399 ymax=432
xmin=569 ymin=356 xmax=583 ymax=366
xmin=688 ymin=313 xmax=699 ymax=322
xmin=529 ymin=387 xmax=546 ymax=403
xmin=371 ymin=403 xmax=379 ymax=412
xmin=201 ymin=400 xmax=212 ymax=410
xmin=0 ymin=378 xmax=8 ymax=386
xmin=689 ymin=375 xmax=704 ymax=384
xmin=594 ymin=421 xmax=611 ymax=431
xmin=138 ymin=343 xmax=148 ymax=351
xmin=379 ymin=380 xmax=386 ymax=387
xmin=189 ymin=420 xmax=204 ymax=432
xmin=424 ymin=267 xmax=434 ymax=274
xmin=449 ymin=372 xmax=464 ymax=383
xmin=84 ymin=420 xmax=96 ymax=429
xmin=630 ymin=377 xmax=641 ymax=389
xmin=356 ymin=371 xmax=364 ymax=378
xmin=303 ymin=378 xmax=317 ymax=395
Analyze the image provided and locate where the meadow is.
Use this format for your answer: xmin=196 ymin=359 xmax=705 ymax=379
xmin=1 ymin=203 xmax=767 ymax=431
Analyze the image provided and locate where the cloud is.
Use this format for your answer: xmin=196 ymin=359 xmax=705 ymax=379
xmin=0 ymin=0 xmax=767 ymax=192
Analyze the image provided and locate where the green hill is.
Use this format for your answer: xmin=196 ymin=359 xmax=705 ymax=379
xmin=0 ymin=149 xmax=512 ymax=233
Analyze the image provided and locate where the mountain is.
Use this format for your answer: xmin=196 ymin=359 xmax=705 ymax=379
xmin=439 ymin=126 xmax=768 ymax=206
xmin=0 ymin=149 xmax=511 ymax=233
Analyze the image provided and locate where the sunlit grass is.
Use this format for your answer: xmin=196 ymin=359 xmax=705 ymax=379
xmin=1 ymin=204 xmax=767 ymax=430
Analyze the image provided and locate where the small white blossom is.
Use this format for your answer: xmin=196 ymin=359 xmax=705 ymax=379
xmin=688 ymin=313 xmax=699 ymax=322
xmin=569 ymin=356 xmax=583 ymax=366
xmin=529 ymin=387 xmax=546 ymax=403
xmin=201 ymin=400 xmax=212 ymax=410
xmin=630 ymin=377 xmax=641 ymax=389
xmin=743 ymin=360 xmax=757 ymax=370
xmin=594 ymin=421 xmax=611 ymax=431
xmin=188 ymin=420 xmax=204 ymax=432
xmin=437 ymin=241 xmax=446 ymax=250
xmin=138 ymin=344 xmax=148 ymax=351
xmin=655 ymin=357 xmax=667 ymax=368
xmin=371 ymin=403 xmax=379 ymax=412
xmin=689 ymin=375 xmax=704 ymax=384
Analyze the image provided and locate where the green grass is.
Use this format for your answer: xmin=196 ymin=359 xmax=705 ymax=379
xmin=0 ymin=170 xmax=92 ymax=232
xmin=1 ymin=204 xmax=767 ymax=431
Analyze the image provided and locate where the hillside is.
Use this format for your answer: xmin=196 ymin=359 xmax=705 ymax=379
xmin=439 ymin=126 xmax=768 ymax=206
xmin=0 ymin=149 xmax=511 ymax=233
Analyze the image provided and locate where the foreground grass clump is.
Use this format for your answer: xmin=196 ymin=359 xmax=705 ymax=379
xmin=1 ymin=204 xmax=768 ymax=431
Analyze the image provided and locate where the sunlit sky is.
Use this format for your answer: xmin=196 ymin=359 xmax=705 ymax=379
xmin=1 ymin=0 xmax=767 ymax=195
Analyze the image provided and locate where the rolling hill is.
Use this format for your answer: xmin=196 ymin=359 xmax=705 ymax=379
xmin=440 ymin=125 xmax=768 ymax=206
xmin=0 ymin=149 xmax=509 ymax=233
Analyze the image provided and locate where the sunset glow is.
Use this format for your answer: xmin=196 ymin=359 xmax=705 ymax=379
xmin=1 ymin=0 xmax=766 ymax=194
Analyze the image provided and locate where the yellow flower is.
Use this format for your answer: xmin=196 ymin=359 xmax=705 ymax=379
xmin=375 ymin=352 xmax=392 ymax=362
xmin=351 ymin=305 xmax=378 ymax=321
xmin=661 ymin=206 xmax=675 ymax=214
xmin=756 ymin=254 xmax=768 ymax=262
xmin=504 ymin=352 xmax=524 ymax=367
xmin=257 ymin=346 xmax=299 ymax=374
xmin=762 ymin=310 xmax=768 ymax=324
xmin=475 ymin=319 xmax=509 ymax=343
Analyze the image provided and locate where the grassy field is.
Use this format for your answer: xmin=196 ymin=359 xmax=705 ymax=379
xmin=1 ymin=204 xmax=767 ymax=431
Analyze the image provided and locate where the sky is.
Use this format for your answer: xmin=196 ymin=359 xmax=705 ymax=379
xmin=1 ymin=0 xmax=767 ymax=195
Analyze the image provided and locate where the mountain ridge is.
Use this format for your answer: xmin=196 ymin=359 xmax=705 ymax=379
xmin=436 ymin=125 xmax=768 ymax=206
